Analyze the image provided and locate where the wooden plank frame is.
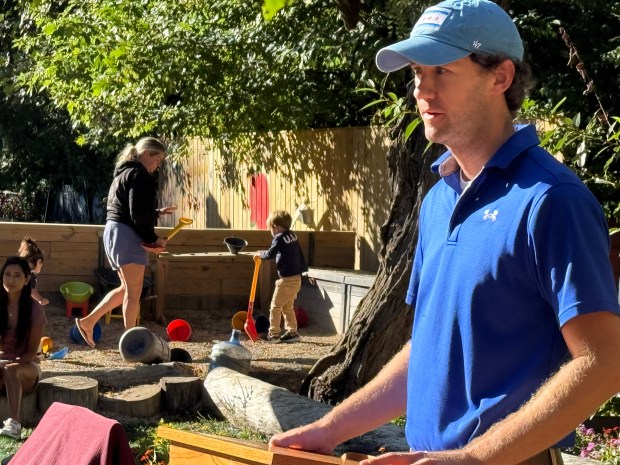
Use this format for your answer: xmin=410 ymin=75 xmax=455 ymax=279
xmin=157 ymin=426 xmax=364 ymax=465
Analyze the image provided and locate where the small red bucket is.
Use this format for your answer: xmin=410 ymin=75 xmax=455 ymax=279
xmin=295 ymin=305 xmax=308 ymax=328
xmin=166 ymin=319 xmax=192 ymax=342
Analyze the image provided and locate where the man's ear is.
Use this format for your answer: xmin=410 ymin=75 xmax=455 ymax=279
xmin=491 ymin=59 xmax=516 ymax=95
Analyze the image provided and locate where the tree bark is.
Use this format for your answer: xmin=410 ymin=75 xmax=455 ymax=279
xmin=302 ymin=102 xmax=443 ymax=404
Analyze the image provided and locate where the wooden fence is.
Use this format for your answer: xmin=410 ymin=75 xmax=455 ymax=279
xmin=0 ymin=223 xmax=356 ymax=293
xmin=158 ymin=127 xmax=392 ymax=272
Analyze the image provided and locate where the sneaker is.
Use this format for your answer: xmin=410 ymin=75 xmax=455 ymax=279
xmin=280 ymin=331 xmax=300 ymax=343
xmin=0 ymin=418 xmax=21 ymax=440
xmin=266 ymin=334 xmax=281 ymax=344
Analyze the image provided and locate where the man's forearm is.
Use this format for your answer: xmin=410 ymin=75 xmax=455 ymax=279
xmin=465 ymin=318 xmax=620 ymax=465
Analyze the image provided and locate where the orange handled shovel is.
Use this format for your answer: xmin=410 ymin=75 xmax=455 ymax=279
xmin=244 ymin=255 xmax=262 ymax=342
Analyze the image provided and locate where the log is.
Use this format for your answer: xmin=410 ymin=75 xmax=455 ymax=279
xmin=41 ymin=362 xmax=199 ymax=390
xmin=203 ymin=367 xmax=408 ymax=455
xmin=99 ymin=384 xmax=162 ymax=417
xmin=37 ymin=376 xmax=98 ymax=414
xmin=160 ymin=376 xmax=202 ymax=412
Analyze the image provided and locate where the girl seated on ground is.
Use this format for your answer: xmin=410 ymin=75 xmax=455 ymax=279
xmin=0 ymin=256 xmax=47 ymax=440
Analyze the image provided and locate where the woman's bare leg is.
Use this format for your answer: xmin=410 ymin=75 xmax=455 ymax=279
xmin=2 ymin=363 xmax=39 ymax=422
xmin=80 ymin=283 xmax=125 ymax=327
xmin=118 ymin=263 xmax=145 ymax=329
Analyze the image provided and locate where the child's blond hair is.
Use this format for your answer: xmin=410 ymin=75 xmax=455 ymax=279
xmin=266 ymin=211 xmax=293 ymax=230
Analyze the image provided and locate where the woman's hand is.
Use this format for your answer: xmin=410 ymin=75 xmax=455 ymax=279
xmin=158 ymin=206 xmax=177 ymax=216
xmin=141 ymin=236 xmax=168 ymax=254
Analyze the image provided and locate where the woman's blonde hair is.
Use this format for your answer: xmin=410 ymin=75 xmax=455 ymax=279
xmin=115 ymin=137 xmax=166 ymax=167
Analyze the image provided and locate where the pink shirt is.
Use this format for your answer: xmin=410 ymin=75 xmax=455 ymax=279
xmin=1 ymin=301 xmax=47 ymax=360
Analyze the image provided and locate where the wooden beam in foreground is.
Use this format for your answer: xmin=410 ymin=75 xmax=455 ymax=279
xmin=157 ymin=426 xmax=366 ymax=465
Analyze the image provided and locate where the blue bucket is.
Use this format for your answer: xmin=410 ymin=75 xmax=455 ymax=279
xmin=70 ymin=322 xmax=102 ymax=345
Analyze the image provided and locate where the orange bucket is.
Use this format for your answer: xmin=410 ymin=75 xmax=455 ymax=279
xmin=231 ymin=311 xmax=247 ymax=331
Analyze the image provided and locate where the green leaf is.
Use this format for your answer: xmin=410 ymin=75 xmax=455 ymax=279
xmin=550 ymin=97 xmax=566 ymax=115
xmin=262 ymin=0 xmax=296 ymax=21
xmin=404 ymin=118 xmax=421 ymax=141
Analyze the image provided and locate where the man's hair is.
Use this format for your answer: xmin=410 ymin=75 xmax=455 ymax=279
xmin=267 ymin=210 xmax=293 ymax=230
xmin=470 ymin=53 xmax=535 ymax=117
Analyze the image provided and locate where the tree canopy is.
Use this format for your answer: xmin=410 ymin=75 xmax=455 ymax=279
xmin=16 ymin=0 xmax=388 ymax=150
xmin=2 ymin=0 xmax=619 ymax=223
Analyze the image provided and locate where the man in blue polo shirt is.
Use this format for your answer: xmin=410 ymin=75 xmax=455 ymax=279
xmin=270 ymin=1 xmax=620 ymax=464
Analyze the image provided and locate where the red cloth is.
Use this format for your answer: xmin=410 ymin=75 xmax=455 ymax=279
xmin=249 ymin=173 xmax=269 ymax=229
xmin=9 ymin=402 xmax=134 ymax=465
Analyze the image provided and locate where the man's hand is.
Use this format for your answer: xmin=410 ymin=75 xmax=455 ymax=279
xmin=269 ymin=423 xmax=338 ymax=456
xmin=360 ymin=450 xmax=478 ymax=465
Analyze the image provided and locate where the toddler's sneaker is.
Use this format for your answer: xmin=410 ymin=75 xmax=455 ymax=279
xmin=265 ymin=333 xmax=281 ymax=344
xmin=280 ymin=331 xmax=300 ymax=343
xmin=0 ymin=418 xmax=21 ymax=439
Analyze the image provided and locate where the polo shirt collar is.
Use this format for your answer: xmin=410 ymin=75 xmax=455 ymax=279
xmin=431 ymin=124 xmax=541 ymax=178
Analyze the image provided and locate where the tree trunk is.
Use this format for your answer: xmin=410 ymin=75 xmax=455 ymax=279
xmin=302 ymin=105 xmax=443 ymax=403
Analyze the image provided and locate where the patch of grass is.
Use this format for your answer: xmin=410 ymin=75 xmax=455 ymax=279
xmin=126 ymin=413 xmax=269 ymax=464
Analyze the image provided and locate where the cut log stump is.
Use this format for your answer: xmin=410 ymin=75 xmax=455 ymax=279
xmin=37 ymin=376 xmax=98 ymax=414
xmin=0 ymin=390 xmax=37 ymax=426
xmin=203 ymin=367 xmax=409 ymax=455
xmin=41 ymin=362 xmax=193 ymax=390
xmin=160 ymin=376 xmax=202 ymax=412
xmin=99 ymin=384 xmax=162 ymax=417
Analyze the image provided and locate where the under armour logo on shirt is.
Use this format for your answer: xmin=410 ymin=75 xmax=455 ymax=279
xmin=483 ymin=209 xmax=498 ymax=222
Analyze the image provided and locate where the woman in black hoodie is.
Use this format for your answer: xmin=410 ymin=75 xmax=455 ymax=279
xmin=76 ymin=137 xmax=175 ymax=347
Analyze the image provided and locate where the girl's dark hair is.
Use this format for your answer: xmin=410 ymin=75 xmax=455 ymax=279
xmin=0 ymin=256 xmax=33 ymax=341
xmin=470 ymin=53 xmax=535 ymax=117
xmin=17 ymin=236 xmax=44 ymax=266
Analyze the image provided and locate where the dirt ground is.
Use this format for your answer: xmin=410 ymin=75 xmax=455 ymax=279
xmin=39 ymin=299 xmax=341 ymax=393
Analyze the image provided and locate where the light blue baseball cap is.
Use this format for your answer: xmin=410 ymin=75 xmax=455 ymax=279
xmin=376 ymin=0 xmax=524 ymax=72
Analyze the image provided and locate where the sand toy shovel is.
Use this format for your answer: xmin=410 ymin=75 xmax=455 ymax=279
xmin=166 ymin=217 xmax=193 ymax=240
xmin=244 ymin=255 xmax=262 ymax=342
xmin=142 ymin=217 xmax=193 ymax=248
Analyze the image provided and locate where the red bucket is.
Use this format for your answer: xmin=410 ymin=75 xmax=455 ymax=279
xmin=166 ymin=319 xmax=192 ymax=342
xmin=294 ymin=305 xmax=308 ymax=328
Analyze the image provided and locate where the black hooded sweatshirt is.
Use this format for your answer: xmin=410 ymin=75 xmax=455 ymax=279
xmin=106 ymin=161 xmax=159 ymax=243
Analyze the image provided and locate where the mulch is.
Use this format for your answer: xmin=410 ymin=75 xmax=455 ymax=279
xmin=39 ymin=297 xmax=340 ymax=393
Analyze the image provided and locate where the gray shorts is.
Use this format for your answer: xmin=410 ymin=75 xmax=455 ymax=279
xmin=104 ymin=221 xmax=149 ymax=270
